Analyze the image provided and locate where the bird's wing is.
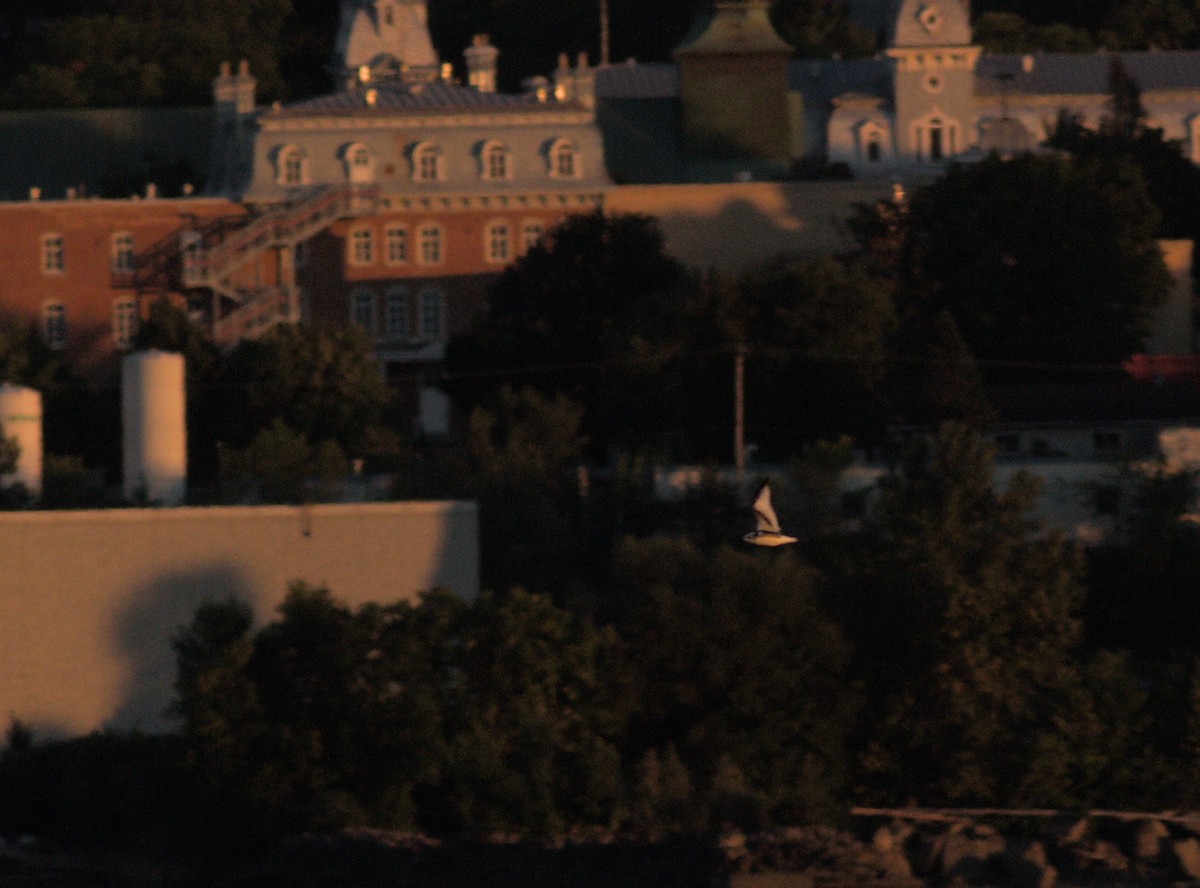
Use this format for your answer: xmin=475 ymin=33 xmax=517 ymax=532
xmin=752 ymin=481 xmax=781 ymax=533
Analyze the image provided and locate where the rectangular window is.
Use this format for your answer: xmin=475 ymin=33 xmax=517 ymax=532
xmin=351 ymin=290 xmax=375 ymax=332
xmin=349 ymin=228 xmax=374 ymax=266
xmin=420 ymin=290 xmax=443 ymax=340
xmin=112 ymin=232 xmax=135 ymax=274
xmin=42 ymin=303 xmax=66 ymax=350
xmin=486 ymin=223 xmax=510 ymax=264
xmin=521 ymin=220 xmax=544 ymax=254
xmin=385 ymin=289 xmax=409 ymax=340
xmin=41 ymin=234 xmax=64 ymax=274
xmin=418 ymin=225 xmax=442 ymax=265
xmin=385 ymin=225 xmax=408 ymax=265
xmin=113 ymin=297 xmax=137 ymax=349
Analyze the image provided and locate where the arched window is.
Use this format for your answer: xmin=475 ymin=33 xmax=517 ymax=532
xmin=549 ymin=139 xmax=578 ymax=178
xmin=481 ymin=141 xmax=510 ymax=180
xmin=111 ymin=231 xmax=135 ymax=274
xmin=112 ymin=296 xmax=137 ymax=350
xmin=42 ymin=301 xmax=66 ymax=350
xmin=485 ymin=220 xmax=511 ymax=264
xmin=348 ymin=226 xmax=375 ymax=266
xmin=276 ymin=145 xmax=308 ymax=185
xmin=343 ymin=142 xmax=375 ymax=183
xmin=417 ymin=222 xmax=443 ymax=265
xmin=412 ymin=143 xmax=443 ymax=182
xmin=912 ymin=113 xmax=959 ymax=162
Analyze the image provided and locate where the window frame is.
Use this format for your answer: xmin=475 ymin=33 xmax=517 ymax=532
xmin=384 ymin=223 xmax=408 ymax=266
xmin=417 ymin=222 xmax=443 ymax=266
xmin=412 ymin=143 xmax=443 ymax=183
xmin=348 ymin=226 xmax=375 ymax=266
xmin=485 ymin=219 xmax=512 ymax=264
xmin=112 ymin=296 xmax=137 ymax=350
xmin=419 ymin=288 xmax=444 ymax=341
xmin=111 ymin=231 xmax=135 ymax=275
xmin=350 ymin=288 xmax=376 ymax=334
xmin=42 ymin=301 xmax=67 ymax=350
xmin=41 ymin=233 xmax=65 ymax=275
xmin=385 ymin=286 xmax=409 ymax=341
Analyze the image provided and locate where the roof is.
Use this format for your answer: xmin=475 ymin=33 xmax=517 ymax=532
xmin=976 ymin=51 xmax=1200 ymax=97
xmin=594 ymin=63 xmax=678 ymax=99
xmin=267 ymin=81 xmax=581 ymax=118
xmin=0 ymin=107 xmax=213 ymax=201
xmin=674 ymin=1 xmax=793 ymax=58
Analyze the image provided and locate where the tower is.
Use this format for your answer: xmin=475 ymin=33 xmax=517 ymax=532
xmin=674 ymin=0 xmax=796 ymax=162
xmin=333 ymin=0 xmax=440 ymax=88
xmin=886 ymin=0 xmax=979 ymax=166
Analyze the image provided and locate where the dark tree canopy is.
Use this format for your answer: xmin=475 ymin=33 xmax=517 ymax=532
xmin=896 ymin=153 xmax=1171 ymax=368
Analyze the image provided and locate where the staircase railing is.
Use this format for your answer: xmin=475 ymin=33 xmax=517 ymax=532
xmin=181 ymin=184 xmax=379 ymax=290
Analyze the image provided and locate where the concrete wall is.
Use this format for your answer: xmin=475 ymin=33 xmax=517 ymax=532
xmin=0 ymin=500 xmax=478 ymax=736
xmin=606 ymin=180 xmax=894 ymax=274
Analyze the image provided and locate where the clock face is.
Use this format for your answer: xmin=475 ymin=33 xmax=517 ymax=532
xmin=918 ymin=2 xmax=942 ymax=33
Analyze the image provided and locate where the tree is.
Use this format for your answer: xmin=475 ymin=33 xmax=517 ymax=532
xmin=206 ymin=324 xmax=392 ymax=457
xmin=895 ymin=153 xmax=1171 ymax=370
xmin=738 ymin=254 xmax=896 ymax=449
xmin=842 ymin=423 xmax=1087 ymax=805
xmin=770 ymin=0 xmax=878 ymax=57
xmin=446 ymin=211 xmax=689 ymax=457
xmin=611 ymin=537 xmax=855 ymax=824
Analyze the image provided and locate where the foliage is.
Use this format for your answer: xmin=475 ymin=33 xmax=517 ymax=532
xmin=0 ymin=0 xmax=291 ymax=107
xmin=206 ymin=324 xmax=392 ymax=457
xmin=843 ymin=423 xmax=1086 ymax=805
xmin=215 ymin=418 xmax=349 ymax=504
xmin=447 ymin=212 xmax=688 ymax=458
xmin=738 ymin=254 xmax=896 ymax=449
xmin=173 ymin=584 xmax=623 ymax=835
xmin=893 ymin=153 xmax=1171 ymax=369
xmin=611 ymin=537 xmax=856 ymax=825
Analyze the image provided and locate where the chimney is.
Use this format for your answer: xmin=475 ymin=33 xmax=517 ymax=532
xmin=465 ymin=33 xmax=499 ymax=93
xmin=234 ymin=59 xmax=256 ymax=114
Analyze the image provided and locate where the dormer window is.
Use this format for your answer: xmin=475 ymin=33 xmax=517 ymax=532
xmin=342 ymin=142 xmax=375 ymax=183
xmin=481 ymin=141 xmax=510 ymax=180
xmin=412 ymin=142 xmax=443 ymax=183
xmin=548 ymin=139 xmax=579 ymax=178
xmin=275 ymin=145 xmax=308 ymax=185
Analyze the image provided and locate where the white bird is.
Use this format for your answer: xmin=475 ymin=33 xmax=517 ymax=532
xmin=743 ymin=479 xmax=798 ymax=547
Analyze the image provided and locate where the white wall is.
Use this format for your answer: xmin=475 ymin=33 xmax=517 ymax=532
xmin=0 ymin=500 xmax=478 ymax=736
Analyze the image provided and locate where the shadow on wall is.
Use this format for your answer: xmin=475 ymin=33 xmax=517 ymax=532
xmin=607 ymin=181 xmax=894 ymax=275
xmin=110 ymin=562 xmax=256 ymax=732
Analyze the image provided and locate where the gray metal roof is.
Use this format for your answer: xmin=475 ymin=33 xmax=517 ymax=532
xmin=976 ymin=51 xmax=1200 ymax=97
xmin=269 ymin=81 xmax=576 ymax=118
xmin=788 ymin=58 xmax=892 ymax=105
xmin=594 ymin=63 xmax=678 ymax=99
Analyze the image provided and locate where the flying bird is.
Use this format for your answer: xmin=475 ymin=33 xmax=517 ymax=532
xmin=743 ymin=478 xmax=798 ymax=547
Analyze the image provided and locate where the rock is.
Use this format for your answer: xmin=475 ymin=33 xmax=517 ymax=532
xmin=940 ymin=826 xmax=1007 ymax=883
xmin=1005 ymin=839 xmax=1057 ymax=888
xmin=729 ymin=875 xmax=814 ymax=888
xmin=1131 ymin=818 xmax=1169 ymax=860
xmin=1172 ymin=837 xmax=1200 ymax=881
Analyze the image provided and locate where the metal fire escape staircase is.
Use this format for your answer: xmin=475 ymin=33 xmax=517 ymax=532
xmin=175 ymin=184 xmax=379 ymax=349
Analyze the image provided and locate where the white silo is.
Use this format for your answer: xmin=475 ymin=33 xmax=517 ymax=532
xmin=122 ymin=350 xmax=186 ymax=506
xmin=0 ymin=384 xmax=42 ymax=496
